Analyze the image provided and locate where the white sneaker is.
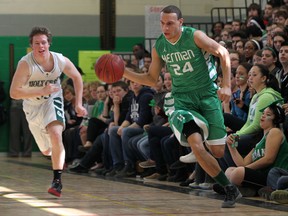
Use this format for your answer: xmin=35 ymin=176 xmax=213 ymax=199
xmin=179 ymin=152 xmax=197 ymax=163
xmin=199 ymin=183 xmax=213 ymax=190
xmin=189 ymin=182 xmax=201 ymax=189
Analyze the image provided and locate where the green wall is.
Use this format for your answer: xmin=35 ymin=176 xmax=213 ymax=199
xmin=0 ymin=36 xmax=144 ymax=152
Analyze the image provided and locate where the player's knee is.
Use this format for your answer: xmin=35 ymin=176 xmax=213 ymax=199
xmin=42 ymin=149 xmax=52 ymax=156
xmin=190 ymin=142 xmax=207 ymax=156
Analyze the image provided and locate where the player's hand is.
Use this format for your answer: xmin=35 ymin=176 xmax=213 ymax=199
xmin=217 ymin=86 xmax=231 ymax=103
xmin=75 ymin=105 xmax=88 ymax=117
xmin=43 ymin=83 xmax=60 ymax=95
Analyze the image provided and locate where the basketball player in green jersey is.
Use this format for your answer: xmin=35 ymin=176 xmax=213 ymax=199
xmin=123 ymin=5 xmax=242 ymax=208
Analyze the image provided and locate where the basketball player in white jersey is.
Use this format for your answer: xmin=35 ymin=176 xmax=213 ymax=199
xmin=10 ymin=26 xmax=87 ymax=197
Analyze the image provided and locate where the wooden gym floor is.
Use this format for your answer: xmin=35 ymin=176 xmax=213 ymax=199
xmin=0 ymin=154 xmax=287 ymax=216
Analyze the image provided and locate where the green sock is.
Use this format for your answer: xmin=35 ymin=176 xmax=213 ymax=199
xmin=213 ymin=171 xmax=230 ymax=187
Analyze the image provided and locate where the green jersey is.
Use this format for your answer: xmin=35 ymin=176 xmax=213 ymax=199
xmin=155 ymin=26 xmax=215 ymax=93
xmin=252 ymin=131 xmax=288 ymax=173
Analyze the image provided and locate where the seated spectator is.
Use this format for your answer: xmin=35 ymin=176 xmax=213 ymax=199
xmin=235 ymin=39 xmax=247 ymax=55
xmin=259 ymin=167 xmax=288 ymax=203
xmin=139 ymin=72 xmax=173 ymax=176
xmin=81 ymin=84 xmax=111 ymax=153
xmin=264 ymin=22 xmax=274 ymax=47
xmin=106 ymin=80 xmax=154 ymax=177
xmin=152 ymin=73 xmax=165 ymax=94
xmin=220 ymin=29 xmax=231 ymax=42
xmin=229 ymin=50 xmax=245 ymax=70
xmin=274 ymin=10 xmax=288 ymax=26
xmin=271 ymin=23 xmax=288 ymax=39
xmin=247 ymin=3 xmax=262 ymax=20
xmin=262 ymin=167 xmax=288 ymax=204
xmin=63 ymin=84 xmax=83 ymax=129
xmin=263 ymin=1 xmax=274 ymax=26
xmin=141 ymin=52 xmax=152 ymax=73
xmin=272 ymin=31 xmax=288 ymax=54
xmin=246 ymin=25 xmax=264 ymax=42
xmin=224 ymin=21 xmax=233 ymax=32
xmin=211 ymin=21 xmax=224 ymax=39
xmin=62 ymin=84 xmax=84 ymax=164
xmin=231 ymin=19 xmax=242 ymax=32
xmin=252 ymin=49 xmax=263 ymax=65
xmin=221 ymin=64 xmax=282 ymax=170
xmin=82 ymin=82 xmax=96 ymax=115
xmin=247 ymin=16 xmax=266 ymax=36
xmin=244 ymin=39 xmax=262 ymax=63
xmin=142 ymin=125 xmax=173 ymax=180
xmin=116 ymin=92 xmax=168 ymax=178
xmin=224 ymin=63 xmax=253 ymax=132
xmin=68 ymin=81 xmax=133 ymax=173
xmin=261 ymin=47 xmax=281 ymax=76
xmin=79 ymin=83 xmax=107 ymax=150
xmin=214 ymin=101 xmax=287 ymax=197
xmin=230 ymin=30 xmax=248 ymax=50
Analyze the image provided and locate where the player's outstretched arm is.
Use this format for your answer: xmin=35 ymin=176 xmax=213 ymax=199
xmin=123 ymin=48 xmax=163 ymax=86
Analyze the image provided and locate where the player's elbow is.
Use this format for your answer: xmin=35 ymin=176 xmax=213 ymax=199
xmin=10 ymin=91 xmax=18 ymax=99
xmin=10 ymin=89 xmax=22 ymax=100
xmin=147 ymin=74 xmax=158 ymax=86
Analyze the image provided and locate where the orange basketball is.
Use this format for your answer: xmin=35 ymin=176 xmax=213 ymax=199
xmin=94 ymin=54 xmax=124 ymax=83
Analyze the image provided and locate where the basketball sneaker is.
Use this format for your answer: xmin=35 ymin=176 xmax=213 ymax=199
xmin=271 ymin=189 xmax=288 ymax=204
xmin=48 ymin=179 xmax=62 ymax=197
xmin=221 ymin=184 xmax=242 ymax=208
xmin=179 ymin=152 xmax=197 ymax=163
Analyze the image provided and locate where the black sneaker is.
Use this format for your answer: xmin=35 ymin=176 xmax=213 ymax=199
xmin=221 ymin=184 xmax=242 ymax=208
xmin=48 ymin=179 xmax=62 ymax=197
xmin=68 ymin=164 xmax=89 ymax=173
xmin=95 ymin=168 xmax=111 ymax=175
xmin=105 ymin=166 xmax=123 ymax=177
xmin=114 ymin=165 xmax=136 ymax=178
xmin=157 ymin=173 xmax=168 ymax=181
xmin=238 ymin=186 xmax=257 ymax=197
xmin=179 ymin=178 xmax=194 ymax=187
xmin=140 ymin=168 xmax=156 ymax=178
xmin=169 ymin=160 xmax=186 ymax=170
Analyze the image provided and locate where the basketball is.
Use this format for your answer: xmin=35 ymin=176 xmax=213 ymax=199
xmin=94 ymin=54 xmax=124 ymax=83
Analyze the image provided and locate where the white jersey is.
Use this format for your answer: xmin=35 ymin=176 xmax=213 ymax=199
xmin=19 ymin=51 xmax=66 ymax=152
xmin=20 ymin=51 xmax=66 ymax=106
